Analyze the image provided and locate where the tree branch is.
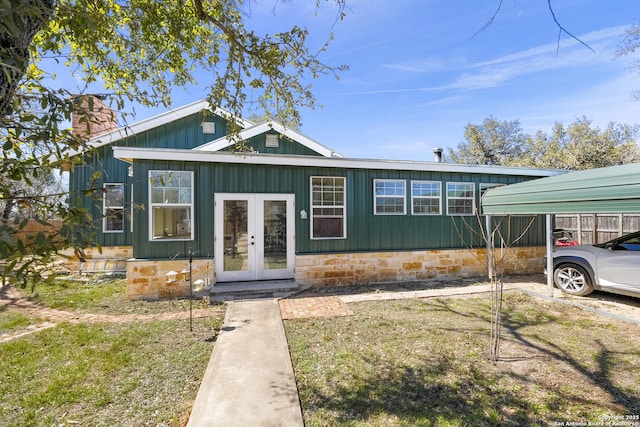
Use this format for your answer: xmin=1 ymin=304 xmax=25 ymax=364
xmin=472 ymin=0 xmax=503 ymax=39
xmin=0 ymin=0 xmax=55 ymax=117
xmin=473 ymin=0 xmax=594 ymax=54
xmin=547 ymin=0 xmax=594 ymax=54
xmin=192 ymin=0 xmax=259 ymax=57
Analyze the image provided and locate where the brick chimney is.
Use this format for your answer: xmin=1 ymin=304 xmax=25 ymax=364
xmin=71 ymin=94 xmax=118 ymax=138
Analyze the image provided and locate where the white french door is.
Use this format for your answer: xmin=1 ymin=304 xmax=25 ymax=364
xmin=214 ymin=193 xmax=295 ymax=282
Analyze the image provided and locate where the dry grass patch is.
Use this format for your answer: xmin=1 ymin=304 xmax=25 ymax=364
xmin=285 ymin=292 xmax=640 ymax=426
xmin=23 ymin=278 xmax=212 ymax=315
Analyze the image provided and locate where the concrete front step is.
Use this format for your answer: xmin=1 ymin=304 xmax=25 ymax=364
xmin=209 ymin=280 xmax=303 ymax=302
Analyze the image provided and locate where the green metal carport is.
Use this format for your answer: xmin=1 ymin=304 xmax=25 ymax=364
xmin=481 ymin=163 xmax=640 ymax=295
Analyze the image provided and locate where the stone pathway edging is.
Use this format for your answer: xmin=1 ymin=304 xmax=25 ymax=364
xmin=279 ymin=295 xmax=353 ymax=320
xmin=278 ymin=283 xmax=514 ymax=320
xmin=0 ymin=286 xmax=220 ymax=343
xmin=339 ymin=282 xmax=509 ymax=303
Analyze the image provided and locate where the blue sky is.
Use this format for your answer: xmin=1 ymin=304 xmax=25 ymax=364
xmin=61 ymin=0 xmax=640 ymax=161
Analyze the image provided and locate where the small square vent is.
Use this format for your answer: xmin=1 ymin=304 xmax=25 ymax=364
xmin=266 ymin=134 xmax=279 ymax=148
xmin=202 ymin=122 xmax=215 ymax=134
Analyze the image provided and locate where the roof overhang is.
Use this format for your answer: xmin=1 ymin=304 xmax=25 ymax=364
xmin=482 ymin=163 xmax=640 ymax=215
xmin=82 ymin=100 xmax=254 ymax=150
xmin=113 ymin=146 xmax=565 ymax=176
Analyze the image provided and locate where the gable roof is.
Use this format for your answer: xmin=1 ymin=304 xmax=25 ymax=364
xmin=194 ymin=121 xmax=343 ymax=158
xmin=481 ymin=163 xmax=640 ymax=215
xmin=84 ymin=99 xmax=255 ymax=149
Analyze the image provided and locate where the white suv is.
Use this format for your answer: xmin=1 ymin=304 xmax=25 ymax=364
xmin=551 ymin=230 xmax=640 ymax=298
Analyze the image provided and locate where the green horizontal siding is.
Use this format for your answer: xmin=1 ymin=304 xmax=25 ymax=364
xmin=129 ymin=160 xmax=546 ymax=259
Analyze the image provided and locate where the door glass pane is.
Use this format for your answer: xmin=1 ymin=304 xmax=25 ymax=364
xmin=263 ymin=200 xmax=287 ymax=270
xmin=223 ymin=200 xmax=248 ymax=272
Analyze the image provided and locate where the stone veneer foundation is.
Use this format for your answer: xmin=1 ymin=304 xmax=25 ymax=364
xmin=126 ymin=258 xmax=214 ymax=300
xmin=62 ymin=246 xmax=133 ymax=272
xmin=294 ymin=246 xmax=546 ymax=288
xmin=122 ymin=246 xmax=545 ymax=300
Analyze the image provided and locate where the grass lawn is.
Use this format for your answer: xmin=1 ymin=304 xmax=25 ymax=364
xmin=0 ymin=279 xmax=225 ymax=427
xmin=25 ymin=277 xmax=212 ymax=314
xmin=285 ymin=292 xmax=640 ymax=426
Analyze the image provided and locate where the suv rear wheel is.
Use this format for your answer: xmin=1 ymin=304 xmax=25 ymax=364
xmin=553 ymin=263 xmax=594 ymax=296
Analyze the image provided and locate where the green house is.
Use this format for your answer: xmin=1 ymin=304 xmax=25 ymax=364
xmin=69 ymin=98 xmax=562 ymax=299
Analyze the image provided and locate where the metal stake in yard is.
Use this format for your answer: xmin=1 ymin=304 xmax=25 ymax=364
xmin=188 ymin=248 xmax=193 ymax=332
xmin=173 ymin=248 xmax=201 ymax=332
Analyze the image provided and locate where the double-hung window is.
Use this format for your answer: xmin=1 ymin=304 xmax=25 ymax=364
xmin=311 ymin=176 xmax=346 ymax=239
xmin=411 ymin=181 xmax=441 ymax=215
xmin=446 ymin=182 xmax=475 ymax=216
xmin=103 ymin=183 xmax=124 ymax=232
xmin=479 ymin=183 xmax=504 ymax=215
xmin=479 ymin=183 xmax=504 ymax=198
xmin=374 ymin=179 xmax=406 ymax=215
xmin=149 ymin=171 xmax=194 ymax=240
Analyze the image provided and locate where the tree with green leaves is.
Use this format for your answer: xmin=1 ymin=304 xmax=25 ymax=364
xmin=448 ymin=116 xmax=528 ymax=166
xmin=0 ymin=0 xmax=346 ymax=286
xmin=617 ymin=22 xmax=640 ymax=100
xmin=448 ymin=116 xmax=640 ymax=170
xmin=521 ymin=118 xmax=640 ymax=170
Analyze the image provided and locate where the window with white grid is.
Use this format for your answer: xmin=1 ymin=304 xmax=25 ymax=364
xmin=374 ymin=179 xmax=406 ymax=215
xmin=311 ymin=176 xmax=346 ymax=239
xmin=103 ymin=183 xmax=124 ymax=232
xmin=149 ymin=171 xmax=194 ymax=240
xmin=411 ymin=181 xmax=441 ymax=215
xmin=446 ymin=182 xmax=475 ymax=216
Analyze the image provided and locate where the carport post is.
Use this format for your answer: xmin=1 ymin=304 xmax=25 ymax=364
xmin=546 ymin=214 xmax=554 ymax=296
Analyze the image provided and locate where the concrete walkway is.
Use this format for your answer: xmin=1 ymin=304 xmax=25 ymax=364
xmin=187 ymin=299 xmax=303 ymax=427
xmin=186 ymin=283 xmax=519 ymax=426
xmin=186 ymin=278 xmax=640 ymax=426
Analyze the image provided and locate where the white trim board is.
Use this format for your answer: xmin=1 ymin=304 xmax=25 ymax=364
xmin=195 ymin=121 xmax=342 ymax=158
xmin=84 ymin=100 xmax=254 ymax=150
xmin=113 ymin=146 xmax=565 ymax=177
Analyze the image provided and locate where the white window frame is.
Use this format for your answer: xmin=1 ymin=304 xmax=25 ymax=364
xmin=411 ymin=180 xmax=442 ymax=215
xmin=103 ymin=183 xmax=125 ymax=233
xmin=310 ymin=176 xmax=346 ymax=240
xmin=130 ymin=184 xmax=134 ymax=233
xmin=446 ymin=182 xmax=476 ymax=216
xmin=480 ymin=183 xmax=534 ymax=217
xmin=374 ymin=179 xmax=406 ymax=215
xmin=479 ymin=183 xmax=504 ymax=216
xmin=148 ymin=170 xmax=194 ymax=241
xmin=479 ymin=183 xmax=504 ymax=198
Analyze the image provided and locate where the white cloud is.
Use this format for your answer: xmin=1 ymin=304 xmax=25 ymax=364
xmin=474 ymin=26 xmax=626 ymax=68
xmin=448 ymin=27 xmax=628 ymax=91
xmin=381 ymin=58 xmax=447 ymax=73
xmin=341 ymin=25 xmax=629 ymax=95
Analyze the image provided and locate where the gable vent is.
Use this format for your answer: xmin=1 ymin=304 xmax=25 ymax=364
xmin=266 ymin=134 xmax=279 ymax=148
xmin=202 ymin=122 xmax=216 ymax=134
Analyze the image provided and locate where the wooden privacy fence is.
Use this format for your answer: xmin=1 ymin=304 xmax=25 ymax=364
xmin=555 ymin=214 xmax=640 ymax=244
xmin=10 ymin=219 xmax=64 ymax=244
